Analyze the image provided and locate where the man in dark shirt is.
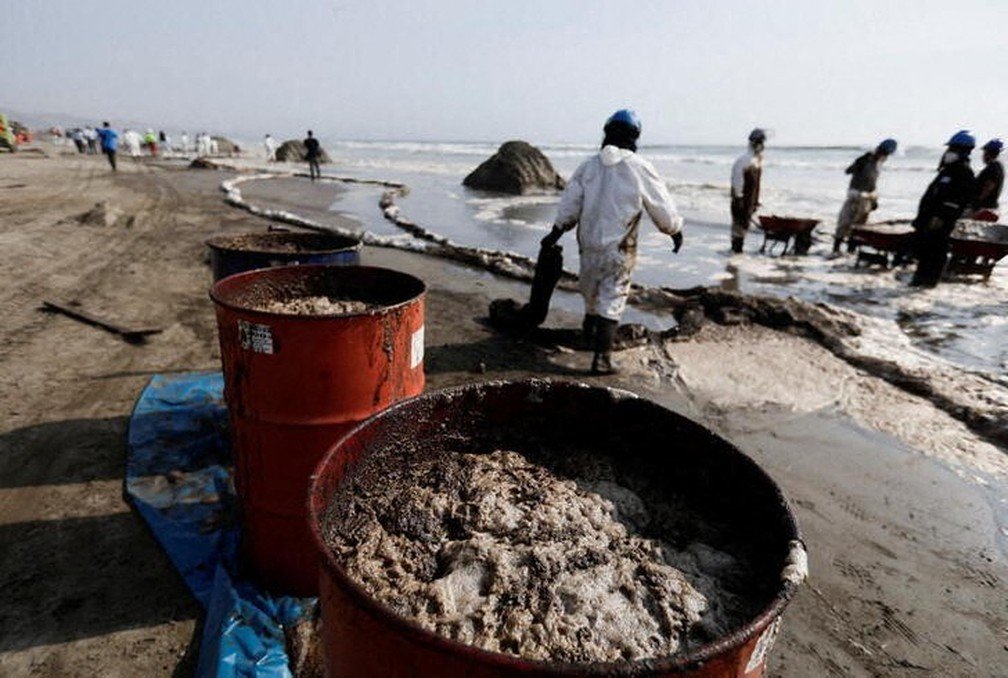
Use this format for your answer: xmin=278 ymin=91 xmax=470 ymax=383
xmin=834 ymin=138 xmax=897 ymax=253
xmin=909 ymin=131 xmax=976 ymax=287
xmin=304 ymin=130 xmax=321 ymax=181
xmin=969 ymin=138 xmax=1004 ymax=217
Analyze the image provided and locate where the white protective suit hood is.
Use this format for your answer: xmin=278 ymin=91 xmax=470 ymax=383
xmin=599 ymin=144 xmax=635 ymax=166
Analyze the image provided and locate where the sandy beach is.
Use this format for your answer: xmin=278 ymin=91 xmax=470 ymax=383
xmin=0 ymin=148 xmax=1005 ymax=676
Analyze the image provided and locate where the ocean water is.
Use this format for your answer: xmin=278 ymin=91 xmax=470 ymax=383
xmin=315 ymin=140 xmax=1007 ymax=377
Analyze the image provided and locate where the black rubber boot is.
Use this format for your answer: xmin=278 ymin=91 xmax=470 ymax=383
xmin=591 ymin=318 xmax=619 ymax=375
xmin=832 ymin=237 xmax=842 ymax=254
xmin=731 ymin=237 xmax=744 ymax=254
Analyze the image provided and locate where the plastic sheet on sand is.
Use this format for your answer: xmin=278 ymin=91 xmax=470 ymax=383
xmin=125 ymin=372 xmax=311 ymax=677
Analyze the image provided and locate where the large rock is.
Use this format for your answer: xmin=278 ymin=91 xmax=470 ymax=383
xmin=463 ymin=141 xmax=565 ymax=195
xmin=275 ymin=139 xmax=331 ymax=164
xmin=189 ymin=157 xmax=219 ymax=169
xmin=212 ymin=136 xmax=240 ymax=155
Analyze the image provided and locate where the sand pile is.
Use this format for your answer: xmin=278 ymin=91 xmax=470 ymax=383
xmin=75 ymin=201 xmax=131 ymax=228
xmin=258 ymin=296 xmax=371 ymax=315
xmin=324 ymin=449 xmax=748 ymax=663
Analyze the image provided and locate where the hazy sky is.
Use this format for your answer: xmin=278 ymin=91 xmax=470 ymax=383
xmin=2 ymin=0 xmax=1006 ymax=145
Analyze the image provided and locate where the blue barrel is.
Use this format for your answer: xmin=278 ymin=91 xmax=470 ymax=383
xmin=206 ymin=232 xmax=362 ymax=281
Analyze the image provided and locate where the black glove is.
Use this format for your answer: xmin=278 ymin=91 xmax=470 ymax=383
xmin=671 ymin=232 xmax=683 ymax=253
xmin=541 ymin=225 xmax=564 ymax=247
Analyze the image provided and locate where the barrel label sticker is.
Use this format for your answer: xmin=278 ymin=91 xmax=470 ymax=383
xmin=238 ymin=320 xmax=274 ymax=355
xmin=745 ymin=617 xmax=781 ymax=674
xmin=410 ymin=326 xmax=424 ymax=368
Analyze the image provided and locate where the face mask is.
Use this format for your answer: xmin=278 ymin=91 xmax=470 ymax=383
xmin=942 ymin=150 xmax=959 ymax=165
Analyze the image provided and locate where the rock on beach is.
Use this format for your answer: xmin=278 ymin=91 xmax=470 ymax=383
xmin=463 ymin=140 xmax=565 ymax=195
xmin=276 ymin=139 xmax=332 ymax=163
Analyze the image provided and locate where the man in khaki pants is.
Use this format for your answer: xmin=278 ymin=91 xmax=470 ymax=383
xmin=834 ymin=138 xmax=897 ymax=254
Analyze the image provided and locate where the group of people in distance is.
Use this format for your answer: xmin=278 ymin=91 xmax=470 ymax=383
xmin=728 ymin=128 xmax=1003 ymax=287
xmin=70 ymin=122 xmax=121 ymax=170
xmin=62 ymin=123 xmax=234 ymax=167
xmin=544 ymin=111 xmax=1006 ymax=375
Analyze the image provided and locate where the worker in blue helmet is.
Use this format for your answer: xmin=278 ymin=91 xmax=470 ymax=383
xmin=907 ymin=130 xmax=976 ymax=287
xmin=542 ymin=109 xmax=684 ymax=374
xmin=832 ymin=138 xmax=898 ymax=254
xmin=729 ymin=128 xmax=766 ymax=253
xmin=968 ymin=138 xmax=1003 ymax=218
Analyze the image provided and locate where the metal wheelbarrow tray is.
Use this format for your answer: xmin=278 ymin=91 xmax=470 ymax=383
xmin=757 ymin=216 xmax=819 ymax=255
xmin=948 ymin=223 xmax=1008 ymax=280
xmin=850 ymin=222 xmax=914 ymax=268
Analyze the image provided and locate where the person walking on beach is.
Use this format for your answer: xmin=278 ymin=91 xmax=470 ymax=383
xmin=144 ymin=129 xmax=158 ymax=156
xmin=70 ymin=128 xmax=86 ymax=154
xmin=968 ymin=139 xmax=1004 ymax=219
xmin=304 ymin=130 xmax=321 ymax=180
xmin=909 ymin=130 xmax=976 ymax=287
xmin=123 ymin=129 xmax=143 ymax=160
xmin=264 ymin=134 xmax=277 ymax=162
xmin=541 ymin=109 xmax=684 ymax=375
xmin=833 ymin=138 xmax=898 ymax=254
xmin=84 ymin=126 xmax=98 ymax=155
xmin=95 ymin=122 xmax=119 ymax=171
xmin=729 ymin=129 xmax=766 ymax=253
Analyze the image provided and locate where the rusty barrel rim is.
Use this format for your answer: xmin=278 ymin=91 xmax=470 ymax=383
xmin=307 ymin=378 xmax=803 ymax=675
xmin=205 ymin=231 xmax=362 ymax=256
xmin=209 ymin=263 xmax=426 ymax=320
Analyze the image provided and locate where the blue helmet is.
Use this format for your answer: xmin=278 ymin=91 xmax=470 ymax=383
xmin=749 ymin=128 xmax=767 ymax=144
xmin=946 ymin=130 xmax=976 ymax=149
xmin=605 ymin=109 xmax=641 ymax=135
xmin=877 ymin=138 xmax=897 ymax=155
xmin=983 ymin=138 xmax=1003 ymax=154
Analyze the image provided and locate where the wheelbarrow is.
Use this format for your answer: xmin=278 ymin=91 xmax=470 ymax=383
xmin=755 ymin=216 xmax=819 ymax=255
xmin=947 ymin=223 xmax=1008 ymax=280
xmin=849 ymin=221 xmax=915 ymax=268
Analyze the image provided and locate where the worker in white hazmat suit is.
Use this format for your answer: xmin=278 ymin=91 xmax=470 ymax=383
xmin=542 ymin=109 xmax=684 ymax=375
xmin=123 ymin=129 xmax=143 ymax=159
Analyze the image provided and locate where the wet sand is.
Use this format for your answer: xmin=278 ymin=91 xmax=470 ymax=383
xmin=0 ymin=149 xmax=1005 ymax=675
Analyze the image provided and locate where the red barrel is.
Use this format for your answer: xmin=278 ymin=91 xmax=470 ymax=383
xmin=211 ymin=264 xmax=425 ymax=595
xmin=308 ymin=380 xmax=804 ymax=676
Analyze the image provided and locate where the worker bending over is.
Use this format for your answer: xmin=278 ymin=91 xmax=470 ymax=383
xmin=542 ymin=110 xmax=683 ymax=375
xmin=834 ymin=138 xmax=897 ymax=254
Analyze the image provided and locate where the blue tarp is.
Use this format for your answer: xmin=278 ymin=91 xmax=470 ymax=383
xmin=125 ymin=372 xmax=312 ymax=677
